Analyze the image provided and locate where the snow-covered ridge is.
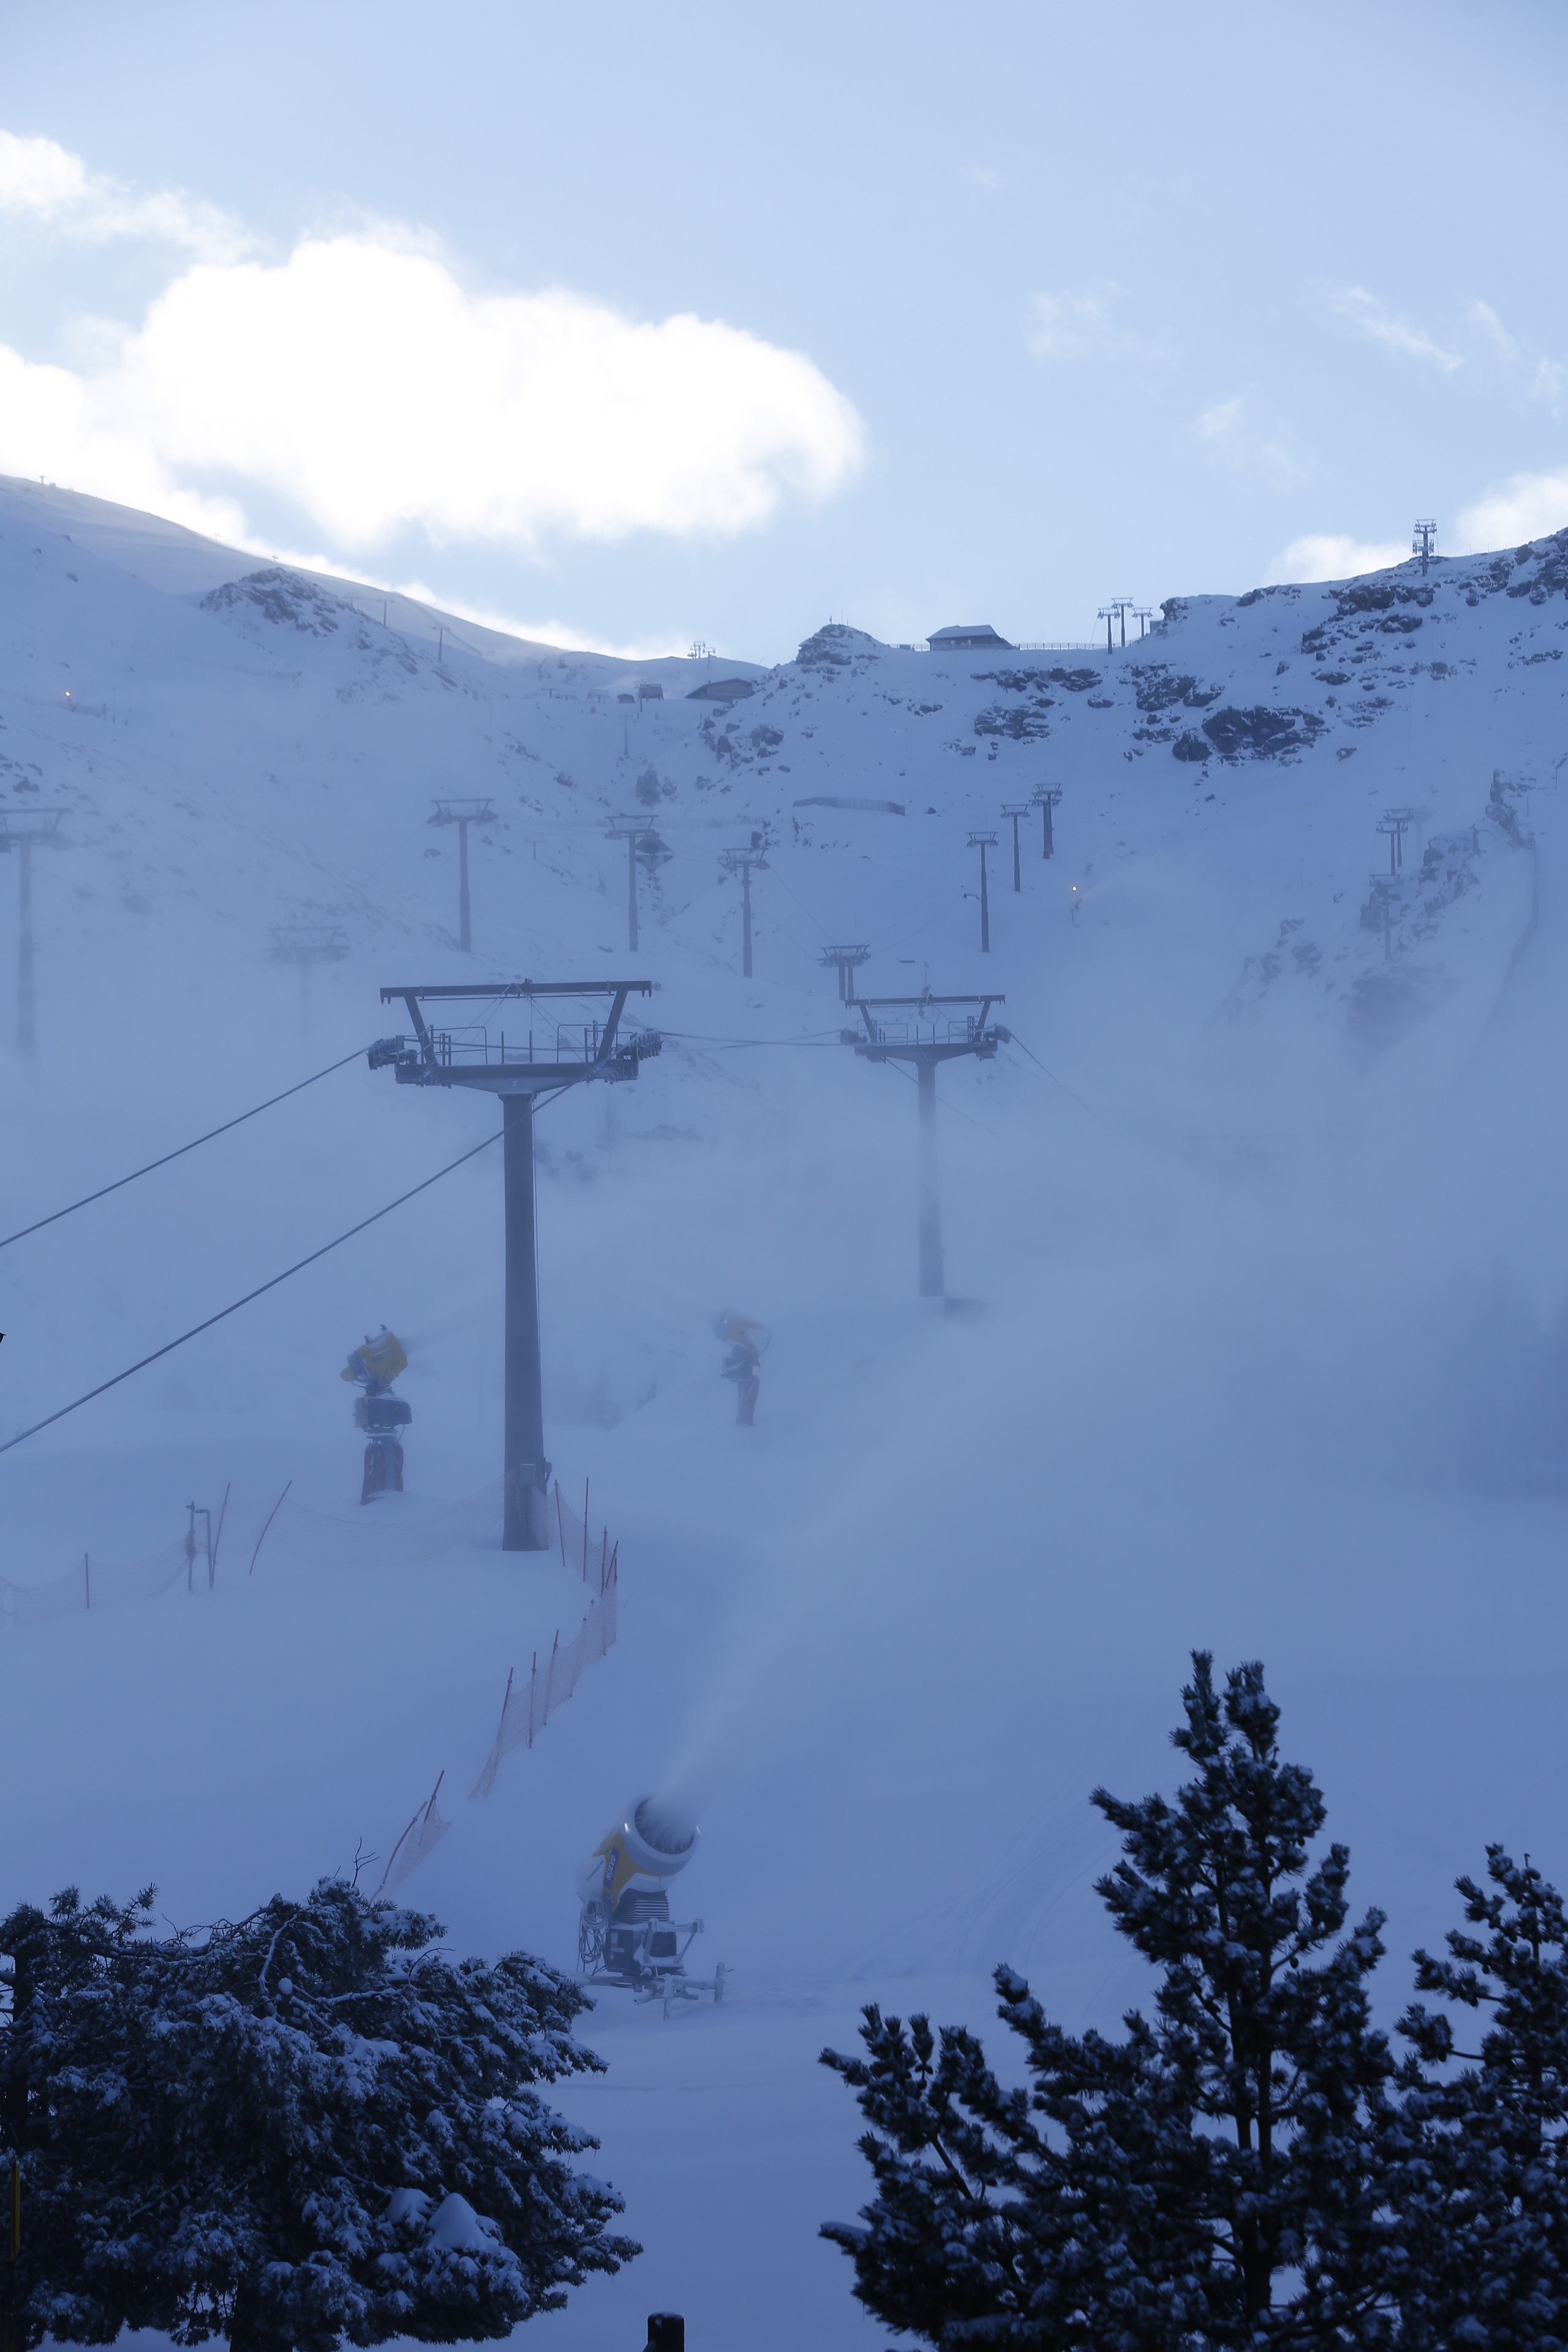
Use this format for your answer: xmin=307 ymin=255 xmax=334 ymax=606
xmin=4 ymin=477 xmax=1568 ymax=2351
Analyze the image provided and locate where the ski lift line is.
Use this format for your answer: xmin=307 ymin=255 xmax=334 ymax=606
xmin=877 ymin=1054 xmax=1007 ymax=1142
xmin=0 ymin=1128 xmax=507 ymax=1460
xmin=0 ymin=1042 xmax=379 ymax=1253
xmin=1000 ymin=1031 xmax=1102 ymax=1118
xmin=657 ymin=1029 xmax=840 ymax=1048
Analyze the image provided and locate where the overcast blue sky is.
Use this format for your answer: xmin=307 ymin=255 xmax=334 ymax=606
xmin=2 ymin=0 xmax=1564 ymax=660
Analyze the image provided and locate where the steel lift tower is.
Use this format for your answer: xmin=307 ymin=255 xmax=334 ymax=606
xmin=1032 ymin=783 xmax=1063 ymax=859
xmin=821 ymin=944 xmax=871 ymax=1001
xmin=720 ymin=843 xmax=768 ymax=979
xmin=370 ymin=979 xmax=659 ymax=1550
xmin=270 ymin=922 xmax=348 ymax=1037
xmin=843 ymin=989 xmax=1008 ymax=1299
xmin=1412 ymin=519 xmax=1438 ymax=575
xmin=967 ymin=831 xmax=997 ymax=953
xmin=429 ymin=797 xmax=497 ymax=954
xmin=1001 ymin=804 xmax=1030 ymax=892
xmin=1378 ymin=805 xmax=1414 ymax=873
xmin=605 ymin=816 xmax=671 ymax=952
xmin=0 ymin=807 xmax=69 ymax=1060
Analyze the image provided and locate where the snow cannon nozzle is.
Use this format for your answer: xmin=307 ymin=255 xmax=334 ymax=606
xmin=632 ymin=1795 xmax=698 ymax=1861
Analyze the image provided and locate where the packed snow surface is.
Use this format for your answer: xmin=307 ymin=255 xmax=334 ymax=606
xmin=2 ymin=473 xmax=1568 ymax=2346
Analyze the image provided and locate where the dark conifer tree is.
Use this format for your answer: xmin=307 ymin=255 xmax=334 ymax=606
xmin=1390 ymin=1847 xmax=1568 ymax=2350
xmin=821 ymin=1653 xmax=1397 ymax=2348
xmin=0 ymin=1877 xmax=636 ymax=2351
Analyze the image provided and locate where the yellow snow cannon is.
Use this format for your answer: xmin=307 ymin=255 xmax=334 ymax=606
xmin=575 ymin=1797 xmax=724 ymax=2013
xmin=341 ymin=1327 xmax=411 ymax=1501
xmin=341 ymin=1329 xmax=408 ymax=1385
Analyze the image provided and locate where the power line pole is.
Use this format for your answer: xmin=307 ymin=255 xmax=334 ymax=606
xmin=1412 ymin=518 xmax=1438 ymax=575
xmin=371 ymin=981 xmax=660 ymax=1550
xmin=1001 ymin=804 xmax=1030 ymax=892
xmin=720 ymin=842 xmax=768 ymax=979
xmin=428 ymin=797 xmax=496 ymax=954
xmin=821 ymin=944 xmax=871 ymax=1001
xmin=605 ymin=816 xmax=671 ymax=952
xmin=0 ymin=808 xmax=69 ymax=1061
xmin=842 ymin=989 xmax=1008 ymax=1299
xmin=269 ymin=923 xmax=348 ymax=1038
xmin=967 ymin=831 xmax=997 ymax=953
xmin=1031 ymin=783 xmax=1063 ymax=860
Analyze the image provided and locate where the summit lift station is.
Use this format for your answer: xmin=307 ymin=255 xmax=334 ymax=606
xmin=370 ymin=981 xmax=658 ymax=1550
xmin=844 ymin=989 xmax=1008 ymax=1299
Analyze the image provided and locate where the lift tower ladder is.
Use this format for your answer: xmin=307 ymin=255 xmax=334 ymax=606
xmin=843 ymin=989 xmax=1008 ymax=1300
xmin=370 ymin=979 xmax=658 ymax=1551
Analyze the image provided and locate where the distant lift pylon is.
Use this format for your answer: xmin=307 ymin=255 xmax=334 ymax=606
xmin=843 ymin=990 xmax=1008 ymax=1298
xmin=369 ymin=981 xmax=660 ymax=1550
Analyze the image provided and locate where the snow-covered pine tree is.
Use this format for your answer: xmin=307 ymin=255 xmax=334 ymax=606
xmin=1389 ymin=1847 xmax=1568 ymax=2350
xmin=820 ymin=1652 xmax=1397 ymax=2349
xmin=0 ymin=1877 xmax=637 ymax=2351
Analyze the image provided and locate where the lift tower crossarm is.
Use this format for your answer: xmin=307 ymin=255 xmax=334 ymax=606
xmin=377 ymin=981 xmax=653 ymax=1079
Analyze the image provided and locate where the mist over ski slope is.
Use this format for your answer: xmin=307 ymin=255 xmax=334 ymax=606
xmin=2 ymin=472 xmax=1567 ymax=2348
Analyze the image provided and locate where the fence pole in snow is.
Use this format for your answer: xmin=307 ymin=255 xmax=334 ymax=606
xmin=247 ymin=1481 xmax=292 ymax=1575
xmin=83 ymin=1553 xmax=89 ymax=1610
xmin=209 ymin=1483 xmax=230 ymax=1588
xmin=582 ymin=1479 xmax=590 ymax=1580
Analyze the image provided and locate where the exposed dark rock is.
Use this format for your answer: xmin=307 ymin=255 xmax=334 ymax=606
xmin=1201 ymin=705 xmax=1327 ymax=758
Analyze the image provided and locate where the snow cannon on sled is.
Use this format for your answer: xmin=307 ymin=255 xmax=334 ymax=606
xmin=341 ymin=1327 xmax=412 ymax=1503
xmin=575 ymin=1797 xmax=725 ymax=2015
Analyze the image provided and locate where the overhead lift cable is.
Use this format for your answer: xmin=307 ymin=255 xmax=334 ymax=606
xmin=0 ymin=1041 xmax=374 ymax=1253
xmin=0 ymin=1125 xmax=508 ymax=1458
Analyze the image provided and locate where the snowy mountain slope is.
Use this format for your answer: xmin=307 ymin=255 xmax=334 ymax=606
xmin=2 ymin=475 xmax=1567 ymax=2348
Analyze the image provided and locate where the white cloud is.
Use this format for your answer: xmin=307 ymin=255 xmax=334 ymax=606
xmin=1469 ymin=298 xmax=1518 ymax=362
xmin=1324 ymin=285 xmax=1461 ymax=373
xmin=1265 ymin=533 xmax=1408 ymax=585
xmin=1028 ymin=288 xmax=1116 ymax=362
xmin=1468 ymin=299 xmax=1564 ymax=413
xmin=1196 ymin=395 xmax=1303 ymax=489
xmin=0 ymin=227 xmax=864 ymax=552
xmin=1458 ymin=470 xmax=1568 ymax=552
xmin=0 ymin=128 xmax=249 ymax=260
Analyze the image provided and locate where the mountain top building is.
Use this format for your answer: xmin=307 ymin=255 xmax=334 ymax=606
xmin=927 ymin=622 xmax=1014 ymax=652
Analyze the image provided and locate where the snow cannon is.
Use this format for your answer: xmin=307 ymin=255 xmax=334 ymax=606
xmin=575 ymin=1798 xmax=724 ymax=2015
xmin=341 ymin=1327 xmax=412 ymax=1504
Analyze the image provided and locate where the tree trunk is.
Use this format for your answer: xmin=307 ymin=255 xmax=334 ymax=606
xmin=228 ymin=2279 xmax=293 ymax=2352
